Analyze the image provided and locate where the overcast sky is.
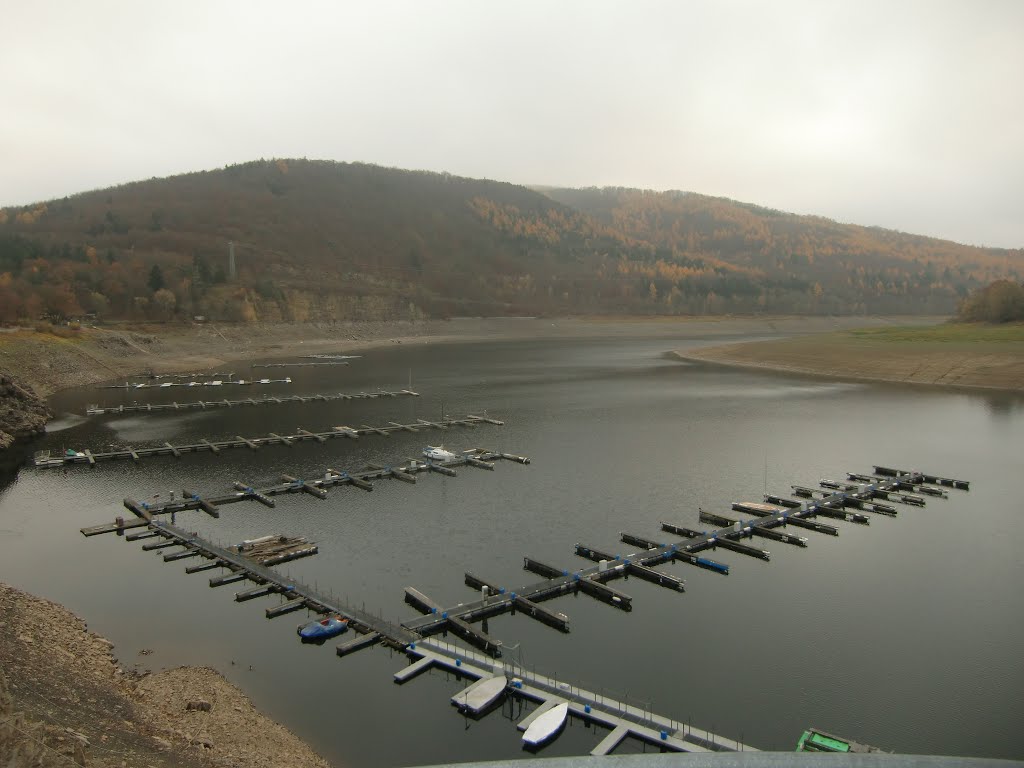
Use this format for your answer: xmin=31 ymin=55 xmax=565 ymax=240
xmin=2 ymin=1 xmax=1022 ymax=248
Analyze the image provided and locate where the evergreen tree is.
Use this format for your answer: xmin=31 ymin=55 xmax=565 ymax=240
xmin=148 ymin=264 xmax=165 ymax=293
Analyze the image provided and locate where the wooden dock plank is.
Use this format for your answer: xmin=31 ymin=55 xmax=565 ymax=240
xmin=184 ymin=559 xmax=224 ymax=574
xmin=209 ymin=571 xmax=247 ymax=587
xmin=393 ymin=656 xmax=434 ymax=683
xmin=591 ymin=724 xmax=630 ymax=756
xmin=297 ymin=428 xmax=326 ymax=443
xmin=265 ymin=598 xmax=306 ymax=618
xmin=163 ymin=548 xmax=200 ymax=561
xmin=336 ymin=631 xmax=381 ymax=657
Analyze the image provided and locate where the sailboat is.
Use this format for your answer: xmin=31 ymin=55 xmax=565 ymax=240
xmin=423 ymin=445 xmax=458 ymax=462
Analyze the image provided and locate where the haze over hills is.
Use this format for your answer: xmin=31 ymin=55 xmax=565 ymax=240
xmin=0 ymin=159 xmax=1020 ymax=324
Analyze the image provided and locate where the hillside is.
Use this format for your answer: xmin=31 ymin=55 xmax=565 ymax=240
xmin=539 ymin=186 xmax=1023 ymax=315
xmin=1 ymin=160 xmax=1021 ymax=323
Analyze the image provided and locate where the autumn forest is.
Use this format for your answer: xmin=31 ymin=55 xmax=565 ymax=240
xmin=0 ymin=159 xmax=1021 ymax=325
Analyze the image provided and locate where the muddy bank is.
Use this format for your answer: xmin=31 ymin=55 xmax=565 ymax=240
xmin=0 ymin=582 xmax=331 ymax=768
xmin=675 ymin=328 xmax=1024 ymax=392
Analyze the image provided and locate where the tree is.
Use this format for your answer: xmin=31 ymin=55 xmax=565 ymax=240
xmin=88 ymin=291 xmax=109 ymax=318
xmin=152 ymin=288 xmax=176 ymax=320
xmin=148 ymin=264 xmax=165 ymax=293
xmin=957 ymin=280 xmax=1024 ymax=323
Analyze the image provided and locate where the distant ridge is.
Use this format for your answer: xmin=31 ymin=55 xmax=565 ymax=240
xmin=0 ymin=159 xmax=1020 ymax=323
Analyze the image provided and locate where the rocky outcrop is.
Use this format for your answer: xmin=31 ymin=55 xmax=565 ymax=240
xmin=0 ymin=373 xmax=51 ymax=450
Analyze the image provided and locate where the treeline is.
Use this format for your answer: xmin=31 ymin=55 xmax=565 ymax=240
xmin=0 ymin=160 xmax=1021 ymax=324
xmin=957 ymin=280 xmax=1024 ymax=323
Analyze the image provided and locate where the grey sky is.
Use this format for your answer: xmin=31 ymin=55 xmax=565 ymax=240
xmin=2 ymin=0 xmax=1022 ymax=248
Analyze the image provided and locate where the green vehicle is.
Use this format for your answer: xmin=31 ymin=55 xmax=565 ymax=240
xmin=797 ymin=728 xmax=884 ymax=753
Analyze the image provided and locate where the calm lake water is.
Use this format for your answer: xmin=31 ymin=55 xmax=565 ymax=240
xmin=2 ymin=331 xmax=1023 ymax=764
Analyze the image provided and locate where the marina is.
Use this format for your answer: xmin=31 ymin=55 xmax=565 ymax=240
xmin=79 ymin=452 xmax=968 ymax=754
xmin=84 ymin=388 xmax=418 ymax=415
xmin=35 ymin=414 xmax=503 ymax=468
xmin=82 ymin=489 xmax=754 ymax=754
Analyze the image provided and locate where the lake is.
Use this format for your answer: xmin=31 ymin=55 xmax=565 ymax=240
xmin=2 ymin=330 xmax=1022 ymax=764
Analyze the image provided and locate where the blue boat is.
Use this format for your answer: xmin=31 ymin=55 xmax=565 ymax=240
xmin=297 ymin=616 xmax=349 ymax=641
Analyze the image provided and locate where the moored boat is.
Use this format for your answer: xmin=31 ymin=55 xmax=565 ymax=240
xmin=297 ymin=616 xmax=349 ymax=641
xmin=522 ymin=702 xmax=569 ymax=747
xmin=732 ymin=501 xmax=784 ymax=515
xmin=451 ymin=675 xmax=507 ymax=715
xmin=423 ymin=445 xmax=458 ymax=462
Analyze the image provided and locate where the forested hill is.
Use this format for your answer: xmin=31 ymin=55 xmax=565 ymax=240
xmin=539 ymin=186 xmax=1023 ymax=315
xmin=0 ymin=159 xmax=1020 ymax=324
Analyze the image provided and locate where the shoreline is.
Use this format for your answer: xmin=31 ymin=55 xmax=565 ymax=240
xmin=675 ymin=328 xmax=1024 ymax=393
xmin=3 ymin=314 xmax=938 ymax=399
xmin=0 ymin=314 xmax=959 ymax=451
xmin=0 ymin=581 xmax=331 ymax=768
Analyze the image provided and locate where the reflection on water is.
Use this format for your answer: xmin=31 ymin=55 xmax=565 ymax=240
xmin=3 ymin=335 xmax=1024 ymax=765
xmin=44 ymin=413 xmax=88 ymax=433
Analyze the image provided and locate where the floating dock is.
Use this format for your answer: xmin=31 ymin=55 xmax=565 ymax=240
xmin=400 ymin=638 xmax=753 ymax=754
xmin=84 ymin=388 xmax=418 ymax=416
xmin=80 ymin=447 xmax=529 ymax=530
xmin=82 ymin=447 xmax=534 ymax=651
xmin=36 ymin=414 xmax=502 ymax=469
xmin=131 ymin=371 xmax=236 ymax=380
xmin=252 ymin=362 xmax=350 ymax=368
xmin=120 ymin=518 xmax=418 ymax=645
xmin=98 ymin=378 xmax=292 ymax=389
xmin=398 ymin=465 xmax=968 ymax=652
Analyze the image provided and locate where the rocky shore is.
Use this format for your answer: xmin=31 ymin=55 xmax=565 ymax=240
xmin=0 ymin=373 xmax=51 ymax=450
xmin=0 ymin=582 xmax=331 ymax=768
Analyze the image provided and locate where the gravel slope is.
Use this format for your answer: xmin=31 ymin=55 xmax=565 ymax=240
xmin=0 ymin=582 xmax=331 ymax=768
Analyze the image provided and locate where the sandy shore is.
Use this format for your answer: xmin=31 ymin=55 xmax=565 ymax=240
xmin=675 ymin=326 xmax=1024 ymax=392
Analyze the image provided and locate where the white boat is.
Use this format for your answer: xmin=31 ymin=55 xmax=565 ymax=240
xmin=423 ymin=445 xmax=458 ymax=462
xmin=451 ymin=675 xmax=507 ymax=715
xmin=733 ymin=501 xmax=783 ymax=514
xmin=522 ymin=702 xmax=569 ymax=747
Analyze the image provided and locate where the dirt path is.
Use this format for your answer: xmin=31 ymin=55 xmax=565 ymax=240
xmin=0 ymin=582 xmax=331 ymax=768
